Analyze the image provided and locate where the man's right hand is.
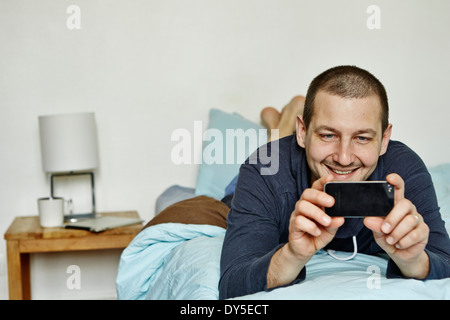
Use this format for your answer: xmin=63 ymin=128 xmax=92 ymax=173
xmin=287 ymin=175 xmax=345 ymax=260
xmin=267 ymin=175 xmax=344 ymax=289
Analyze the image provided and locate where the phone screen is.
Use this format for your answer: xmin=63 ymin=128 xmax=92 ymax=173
xmin=324 ymin=181 xmax=394 ymax=218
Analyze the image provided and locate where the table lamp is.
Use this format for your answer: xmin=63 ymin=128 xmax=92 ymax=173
xmin=39 ymin=112 xmax=99 ymax=221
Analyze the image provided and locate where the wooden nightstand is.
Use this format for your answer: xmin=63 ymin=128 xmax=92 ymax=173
xmin=4 ymin=211 xmax=143 ymax=300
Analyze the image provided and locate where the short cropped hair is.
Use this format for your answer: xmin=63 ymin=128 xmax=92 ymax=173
xmin=303 ymin=65 xmax=389 ymax=133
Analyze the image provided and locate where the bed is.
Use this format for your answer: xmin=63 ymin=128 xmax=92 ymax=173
xmin=116 ymin=109 xmax=450 ymax=300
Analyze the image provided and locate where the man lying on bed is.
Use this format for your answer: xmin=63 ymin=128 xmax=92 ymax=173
xmin=219 ymin=65 xmax=450 ymax=299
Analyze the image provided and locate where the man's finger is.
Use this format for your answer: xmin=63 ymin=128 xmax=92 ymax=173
xmin=386 ymin=173 xmax=404 ymax=203
xmin=311 ymin=175 xmax=334 ymax=191
xmin=295 ymin=197 xmax=333 ymax=227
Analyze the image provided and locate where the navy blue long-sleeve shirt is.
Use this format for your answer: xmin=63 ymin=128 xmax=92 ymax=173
xmin=219 ymin=135 xmax=450 ymax=299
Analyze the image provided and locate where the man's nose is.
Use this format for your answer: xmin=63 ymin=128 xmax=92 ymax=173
xmin=332 ymin=140 xmax=355 ymax=166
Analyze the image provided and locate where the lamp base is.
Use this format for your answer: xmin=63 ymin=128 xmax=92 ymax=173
xmin=50 ymin=171 xmax=96 ymax=221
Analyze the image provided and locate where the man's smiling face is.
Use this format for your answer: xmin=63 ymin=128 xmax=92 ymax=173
xmin=297 ymin=90 xmax=392 ymax=183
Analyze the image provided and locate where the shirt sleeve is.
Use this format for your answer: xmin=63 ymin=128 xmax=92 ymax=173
xmin=218 ymin=163 xmax=304 ymax=299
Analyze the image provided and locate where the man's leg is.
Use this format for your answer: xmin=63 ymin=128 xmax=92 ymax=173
xmin=221 ymin=95 xmax=306 ymax=201
xmin=260 ymin=95 xmax=305 ymax=141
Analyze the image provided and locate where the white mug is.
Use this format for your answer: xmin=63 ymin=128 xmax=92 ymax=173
xmin=38 ymin=197 xmax=64 ymax=227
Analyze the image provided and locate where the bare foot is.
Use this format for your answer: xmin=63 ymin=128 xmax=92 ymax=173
xmin=260 ymin=96 xmax=305 ymax=141
xmin=278 ymin=95 xmax=305 ymax=137
xmin=261 ymin=107 xmax=281 ymax=129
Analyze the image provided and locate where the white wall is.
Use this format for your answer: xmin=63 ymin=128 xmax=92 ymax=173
xmin=1 ymin=0 xmax=449 ymax=299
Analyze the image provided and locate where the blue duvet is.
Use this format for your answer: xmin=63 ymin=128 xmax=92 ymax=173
xmin=117 ymin=222 xmax=450 ymax=300
xmin=116 ymin=223 xmax=226 ymax=300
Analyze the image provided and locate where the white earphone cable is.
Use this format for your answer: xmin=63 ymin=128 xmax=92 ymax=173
xmin=327 ymin=235 xmax=358 ymax=261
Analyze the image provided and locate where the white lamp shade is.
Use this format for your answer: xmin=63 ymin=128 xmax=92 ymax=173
xmin=39 ymin=112 xmax=99 ymax=173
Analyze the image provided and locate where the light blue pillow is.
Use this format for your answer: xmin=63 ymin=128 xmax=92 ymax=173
xmin=428 ymin=163 xmax=450 ymax=233
xmin=195 ymin=109 xmax=267 ymax=199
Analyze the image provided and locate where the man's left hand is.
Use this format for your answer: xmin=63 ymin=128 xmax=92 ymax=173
xmin=364 ymin=173 xmax=430 ymax=279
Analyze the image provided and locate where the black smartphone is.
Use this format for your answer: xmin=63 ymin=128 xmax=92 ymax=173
xmin=324 ymin=181 xmax=394 ymax=218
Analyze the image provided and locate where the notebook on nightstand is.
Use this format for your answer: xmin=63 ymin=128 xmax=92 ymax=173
xmin=64 ymin=216 xmax=143 ymax=233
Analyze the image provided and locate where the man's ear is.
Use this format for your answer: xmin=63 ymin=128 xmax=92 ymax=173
xmin=296 ymin=115 xmax=307 ymax=148
xmin=379 ymin=123 xmax=393 ymax=156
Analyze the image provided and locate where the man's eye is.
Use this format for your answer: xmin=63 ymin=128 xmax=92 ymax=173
xmin=356 ymin=136 xmax=370 ymax=142
xmin=321 ymin=134 xmax=335 ymax=140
